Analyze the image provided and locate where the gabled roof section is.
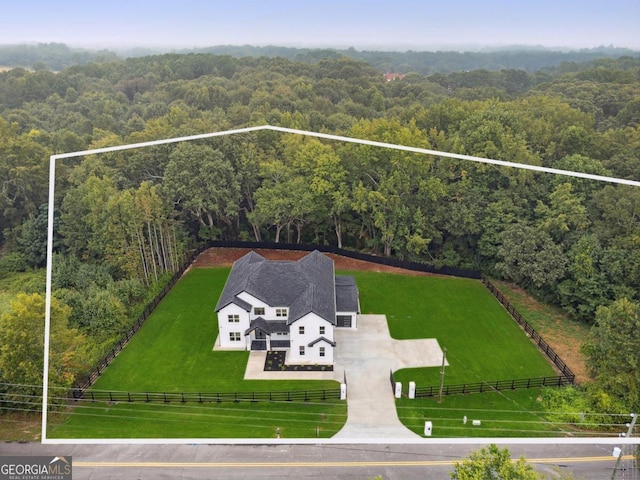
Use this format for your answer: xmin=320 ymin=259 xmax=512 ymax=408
xmin=245 ymin=318 xmax=288 ymax=336
xmin=216 ymin=295 xmax=252 ymax=312
xmin=308 ymin=336 xmax=337 ymax=347
xmin=215 ymin=250 xmax=337 ymax=324
xmin=215 ymin=251 xmax=267 ymax=312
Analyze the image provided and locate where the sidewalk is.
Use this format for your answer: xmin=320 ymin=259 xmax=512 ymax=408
xmin=243 ymin=314 xmax=446 ymax=439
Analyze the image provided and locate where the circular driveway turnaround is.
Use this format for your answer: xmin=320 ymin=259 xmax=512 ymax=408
xmin=243 ymin=314 xmax=446 ymax=439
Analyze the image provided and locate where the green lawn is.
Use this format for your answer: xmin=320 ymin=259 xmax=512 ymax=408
xmin=49 ymin=401 xmax=345 ymax=439
xmin=49 ymin=267 xmax=561 ymax=439
xmin=396 ymin=388 xmax=577 ymax=438
xmin=49 ymin=268 xmax=346 ymax=439
xmin=347 ymin=271 xmax=560 ymax=438
xmin=351 ymin=271 xmax=556 ymax=386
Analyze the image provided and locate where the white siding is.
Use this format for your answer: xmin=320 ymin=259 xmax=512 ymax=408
xmin=236 ymin=292 xmax=290 ymax=321
xmin=217 ymin=303 xmax=250 ymax=349
xmin=288 ymin=313 xmax=334 ymax=364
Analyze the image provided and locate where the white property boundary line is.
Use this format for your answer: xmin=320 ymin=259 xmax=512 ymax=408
xmin=43 ymin=125 xmax=640 ymax=444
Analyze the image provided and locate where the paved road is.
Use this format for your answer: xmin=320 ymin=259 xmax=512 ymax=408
xmin=3 ymin=442 xmax=634 ymax=480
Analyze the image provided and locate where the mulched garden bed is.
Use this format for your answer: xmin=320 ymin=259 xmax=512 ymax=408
xmin=264 ymin=350 xmax=333 ymax=372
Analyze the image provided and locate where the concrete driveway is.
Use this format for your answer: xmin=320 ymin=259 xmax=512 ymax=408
xmin=244 ymin=314 xmax=446 ymax=439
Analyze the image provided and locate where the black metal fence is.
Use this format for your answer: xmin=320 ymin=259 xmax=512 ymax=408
xmin=207 ymin=240 xmax=482 ymax=279
xmin=72 ymin=388 xmax=342 ymax=403
xmin=414 ymin=375 xmax=574 ymax=398
xmin=72 ymin=244 xmax=209 ymax=395
xmin=481 ymin=275 xmax=576 ymax=382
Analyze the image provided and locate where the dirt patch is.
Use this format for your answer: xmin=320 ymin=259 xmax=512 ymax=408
xmin=493 ymin=281 xmax=591 ymax=384
xmin=192 ymin=247 xmax=433 ymax=276
xmin=0 ymin=412 xmax=41 ymax=442
xmin=541 ymin=330 xmax=590 ymax=384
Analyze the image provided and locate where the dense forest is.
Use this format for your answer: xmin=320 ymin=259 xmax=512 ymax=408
xmin=1 ymin=42 xmax=638 ymax=73
xmin=0 ymin=50 xmax=639 ymax=419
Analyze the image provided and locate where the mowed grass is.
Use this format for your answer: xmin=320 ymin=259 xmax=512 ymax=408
xmin=347 ymin=271 xmax=560 ymax=437
xmin=49 ymin=267 xmax=346 ymax=439
xmin=351 ymin=271 xmax=557 ymax=386
xmin=49 ymin=401 xmax=345 ymax=439
xmin=396 ymin=388 xmax=574 ymax=438
xmin=49 ymin=267 xmax=560 ymax=439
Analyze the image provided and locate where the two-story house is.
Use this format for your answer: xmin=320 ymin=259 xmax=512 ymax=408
xmin=215 ymin=250 xmax=359 ymax=365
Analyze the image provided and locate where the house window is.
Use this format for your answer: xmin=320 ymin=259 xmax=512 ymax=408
xmin=276 ymin=308 xmax=288 ymax=317
xmin=299 ymin=346 xmax=305 ymax=356
xmin=228 ymin=314 xmax=239 ymax=323
xmin=254 ymin=307 xmax=265 ymax=316
xmin=319 ymin=326 xmax=325 ymax=335
xmin=319 ymin=346 xmax=325 ymax=357
xmin=299 ymin=326 xmax=305 ymax=335
xmin=229 ymin=332 xmax=241 ymax=342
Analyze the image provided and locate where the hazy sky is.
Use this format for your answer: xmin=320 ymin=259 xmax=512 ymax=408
xmin=1 ymin=0 xmax=639 ymax=50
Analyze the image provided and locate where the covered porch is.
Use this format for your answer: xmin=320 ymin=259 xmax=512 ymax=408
xmin=245 ymin=318 xmax=290 ymax=351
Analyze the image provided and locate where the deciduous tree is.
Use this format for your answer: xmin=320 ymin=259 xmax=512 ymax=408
xmin=450 ymin=444 xmax=538 ymax=480
xmin=0 ymin=293 xmax=88 ymax=409
xmin=496 ymin=223 xmax=567 ymax=289
xmin=584 ymin=298 xmax=640 ymax=411
xmin=163 ymin=143 xmax=241 ymax=239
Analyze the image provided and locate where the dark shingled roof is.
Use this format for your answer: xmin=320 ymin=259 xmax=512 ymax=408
xmin=215 ymin=250 xmax=337 ymax=324
xmin=217 ymin=294 xmax=252 ymax=312
xmin=245 ymin=318 xmax=289 ymax=335
xmin=335 ymin=275 xmax=359 ymax=312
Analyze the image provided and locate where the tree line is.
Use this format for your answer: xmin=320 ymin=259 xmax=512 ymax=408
xmin=2 ymin=42 xmax=637 ymax=74
xmin=0 ymin=52 xmax=638 ymax=417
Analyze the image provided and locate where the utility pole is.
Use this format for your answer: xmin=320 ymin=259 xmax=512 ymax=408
xmin=438 ymin=347 xmax=447 ymax=404
xmin=610 ymin=412 xmax=637 ymax=480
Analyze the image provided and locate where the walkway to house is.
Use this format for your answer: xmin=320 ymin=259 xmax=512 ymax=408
xmin=243 ymin=314 xmax=446 ymax=439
